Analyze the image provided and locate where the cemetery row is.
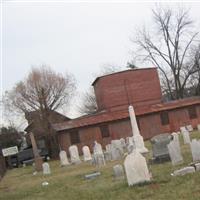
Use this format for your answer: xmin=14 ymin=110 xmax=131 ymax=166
xmin=40 ymin=123 xmax=200 ymax=186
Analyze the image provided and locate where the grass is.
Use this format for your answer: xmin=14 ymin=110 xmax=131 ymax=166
xmin=0 ymin=131 xmax=200 ymax=200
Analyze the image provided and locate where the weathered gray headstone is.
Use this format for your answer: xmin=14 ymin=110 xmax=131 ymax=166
xmin=82 ymin=146 xmax=92 ymax=162
xmin=150 ymin=133 xmax=171 ymax=162
xmin=69 ymin=145 xmax=81 ymax=164
xmin=59 ymin=150 xmax=69 ymax=166
xmin=124 ymin=149 xmax=150 ymax=186
xmin=42 ymin=162 xmax=51 ymax=175
xmin=105 ymin=144 xmax=112 ymax=161
xmin=93 ymin=141 xmax=105 ymax=167
xmin=172 ymin=166 xmax=195 ymax=176
xmin=113 ymin=164 xmax=125 ymax=180
xmin=190 ymin=139 xmax=200 ymax=162
xmin=168 ymin=133 xmax=183 ymax=165
xmin=180 ymin=126 xmax=190 ymax=144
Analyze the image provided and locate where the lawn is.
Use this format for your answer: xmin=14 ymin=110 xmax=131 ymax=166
xmin=0 ymin=131 xmax=200 ymax=200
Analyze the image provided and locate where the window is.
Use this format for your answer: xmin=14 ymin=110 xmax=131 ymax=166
xmin=160 ymin=111 xmax=169 ymax=125
xmin=188 ymin=106 xmax=197 ymax=119
xmin=70 ymin=131 xmax=80 ymax=144
xmin=100 ymin=125 xmax=110 ymax=138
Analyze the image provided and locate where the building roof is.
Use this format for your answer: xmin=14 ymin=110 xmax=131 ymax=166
xmin=91 ymin=67 xmax=156 ymax=86
xmin=52 ymin=97 xmax=200 ymax=132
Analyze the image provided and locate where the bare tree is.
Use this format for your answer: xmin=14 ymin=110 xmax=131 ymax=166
xmin=78 ymin=87 xmax=98 ymax=115
xmin=78 ymin=65 xmax=121 ymax=115
xmin=133 ymin=6 xmax=199 ymax=100
xmin=4 ymin=65 xmax=76 ymax=157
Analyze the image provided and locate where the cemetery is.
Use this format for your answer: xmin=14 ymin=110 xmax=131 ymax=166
xmin=1 ymin=112 xmax=200 ymax=199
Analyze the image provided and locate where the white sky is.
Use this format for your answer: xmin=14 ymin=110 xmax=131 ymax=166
xmin=1 ymin=1 xmax=200 ymax=121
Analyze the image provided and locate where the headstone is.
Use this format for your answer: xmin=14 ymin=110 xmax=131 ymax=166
xmin=105 ymin=144 xmax=112 ymax=161
xmin=171 ymin=166 xmax=195 ymax=176
xmin=150 ymin=133 xmax=171 ymax=162
xmin=126 ymin=137 xmax=135 ymax=153
xmin=29 ymin=132 xmax=43 ymax=171
xmin=84 ymin=172 xmax=101 ymax=179
xmin=93 ymin=141 xmax=105 ymax=167
xmin=194 ymin=163 xmax=200 ymax=171
xmin=124 ymin=149 xmax=150 ymax=186
xmin=128 ymin=105 xmax=148 ymax=153
xmin=82 ymin=146 xmax=92 ymax=162
xmin=59 ymin=150 xmax=69 ymax=166
xmin=186 ymin=125 xmax=193 ymax=132
xmin=120 ymin=138 xmax=126 ymax=149
xmin=190 ymin=139 xmax=200 ymax=162
xmin=69 ymin=145 xmax=81 ymax=164
xmin=180 ymin=126 xmax=190 ymax=144
xmin=42 ymin=162 xmax=51 ymax=175
xmin=197 ymin=124 xmax=200 ymax=132
xmin=113 ymin=164 xmax=125 ymax=180
xmin=168 ymin=133 xmax=183 ymax=165
xmin=111 ymin=140 xmax=124 ymax=154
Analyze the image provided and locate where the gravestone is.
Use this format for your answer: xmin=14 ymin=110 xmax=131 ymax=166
xmin=172 ymin=166 xmax=195 ymax=176
xmin=105 ymin=144 xmax=112 ymax=161
xmin=93 ymin=141 xmax=105 ymax=167
xmin=197 ymin=124 xmax=200 ymax=132
xmin=150 ymin=133 xmax=171 ymax=162
xmin=126 ymin=137 xmax=135 ymax=154
xmin=113 ymin=164 xmax=125 ymax=180
xmin=186 ymin=125 xmax=193 ymax=132
xmin=59 ymin=150 xmax=69 ymax=166
xmin=120 ymin=138 xmax=126 ymax=149
xmin=194 ymin=163 xmax=200 ymax=171
xmin=190 ymin=139 xmax=200 ymax=162
xmin=128 ymin=106 xmax=148 ymax=153
xmin=82 ymin=146 xmax=92 ymax=162
xmin=168 ymin=133 xmax=183 ymax=165
xmin=180 ymin=126 xmax=190 ymax=144
xmin=124 ymin=149 xmax=150 ymax=186
xmin=111 ymin=146 xmax=122 ymax=160
xmin=69 ymin=145 xmax=81 ymax=164
xmin=42 ymin=162 xmax=51 ymax=175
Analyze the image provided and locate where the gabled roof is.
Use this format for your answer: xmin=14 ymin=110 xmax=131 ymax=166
xmin=91 ymin=67 xmax=156 ymax=86
xmin=52 ymin=97 xmax=200 ymax=132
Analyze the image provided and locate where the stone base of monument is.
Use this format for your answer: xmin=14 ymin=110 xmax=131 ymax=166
xmin=133 ymin=135 xmax=149 ymax=154
xmin=34 ymin=156 xmax=43 ymax=172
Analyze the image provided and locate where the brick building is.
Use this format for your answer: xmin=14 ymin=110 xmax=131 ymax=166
xmin=24 ymin=110 xmax=70 ymax=152
xmin=25 ymin=68 xmax=200 ymax=155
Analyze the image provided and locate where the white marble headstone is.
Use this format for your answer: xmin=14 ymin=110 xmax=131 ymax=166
xmin=42 ymin=162 xmax=51 ymax=175
xmin=69 ymin=145 xmax=81 ymax=164
xmin=124 ymin=149 xmax=150 ymax=186
xmin=186 ymin=125 xmax=193 ymax=132
xmin=180 ymin=126 xmax=190 ymax=144
xmin=168 ymin=133 xmax=183 ymax=165
xmin=128 ymin=105 xmax=148 ymax=153
xmin=190 ymin=139 xmax=200 ymax=162
xmin=59 ymin=150 xmax=69 ymax=166
xmin=82 ymin=146 xmax=92 ymax=161
xmin=197 ymin=124 xmax=200 ymax=132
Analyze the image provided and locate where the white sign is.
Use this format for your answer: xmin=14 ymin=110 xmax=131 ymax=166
xmin=2 ymin=146 xmax=18 ymax=157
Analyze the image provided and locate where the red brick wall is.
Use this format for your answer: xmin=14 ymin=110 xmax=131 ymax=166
xmin=57 ymin=105 xmax=200 ymax=156
xmin=93 ymin=68 xmax=162 ymax=111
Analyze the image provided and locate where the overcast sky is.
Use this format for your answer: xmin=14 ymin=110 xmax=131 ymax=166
xmin=1 ymin=1 xmax=200 ymax=120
